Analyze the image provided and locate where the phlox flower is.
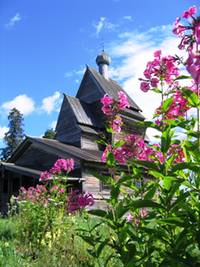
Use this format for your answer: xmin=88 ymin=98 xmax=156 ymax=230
xmin=182 ymin=5 xmax=197 ymax=19
xmin=117 ymin=91 xmax=130 ymax=109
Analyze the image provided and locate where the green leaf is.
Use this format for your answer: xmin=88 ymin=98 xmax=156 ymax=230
xmin=89 ymin=209 xmax=107 ymax=218
xmin=151 ymin=87 xmax=162 ymax=93
xmin=96 ymin=239 xmax=109 ymax=257
xmin=182 ymin=88 xmax=200 ymax=107
xmin=114 ymin=140 xmax=125 ymax=148
xmin=110 ymin=185 xmax=120 ymax=204
xmin=93 ymin=172 xmax=112 ymax=185
xmin=115 ymin=201 xmax=129 ymax=218
xmin=174 ymin=75 xmax=192 ymax=81
xmin=144 ymin=185 xmax=157 ymax=200
xmin=106 ymin=152 xmax=116 ymax=167
xmin=163 ymin=176 xmax=177 ymax=190
xmin=171 ymin=163 xmax=199 ymax=172
xmin=161 ymin=127 xmax=173 ymax=153
xmin=130 ymin=199 xmax=163 ymax=209
xmin=133 ymin=160 xmax=159 ymax=170
xmin=157 ymin=217 xmax=185 ymax=227
xmin=149 ymin=170 xmax=164 ymax=180
xmin=79 ymin=235 xmax=95 ymax=246
xmin=162 ymin=97 xmax=173 ymax=112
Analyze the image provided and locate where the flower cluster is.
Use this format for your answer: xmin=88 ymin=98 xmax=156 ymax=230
xmin=50 ymin=158 xmax=74 ymax=174
xmin=101 ymin=134 xmax=152 ymax=164
xmin=67 ymin=190 xmax=94 ymax=213
xmin=139 ymin=50 xmax=180 ymax=92
xmin=126 ymin=208 xmax=148 ymax=226
xmin=173 ymin=5 xmax=200 ymax=50
xmin=50 ymin=185 xmax=65 ymax=194
xmin=172 ymin=5 xmax=200 ymax=87
xmin=18 ymin=185 xmax=47 ymax=204
xmin=156 ymin=90 xmax=189 ymax=121
xmin=186 ymin=50 xmax=200 ymax=84
xmin=101 ymin=91 xmax=129 ymax=132
xmin=102 ymin=134 xmax=185 ymax=165
xmin=153 ymin=144 xmax=185 ymax=164
xmin=39 ymin=158 xmax=75 ymax=181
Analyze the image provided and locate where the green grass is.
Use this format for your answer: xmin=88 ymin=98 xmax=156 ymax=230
xmin=0 ymin=215 xmax=122 ymax=267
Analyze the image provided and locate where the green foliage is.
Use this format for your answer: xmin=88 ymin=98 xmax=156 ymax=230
xmin=42 ymin=128 xmax=56 ymax=139
xmin=1 ymin=108 xmax=25 ymax=160
xmin=77 ymin=70 xmax=200 ymax=266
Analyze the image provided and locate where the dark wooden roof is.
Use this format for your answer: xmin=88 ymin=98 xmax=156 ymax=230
xmin=8 ymin=137 xmax=102 ymax=164
xmin=1 ymin=162 xmax=41 ymax=178
xmin=0 ymin=162 xmax=86 ymax=181
xmin=79 ymin=125 xmax=99 ymax=135
xmin=77 ymin=66 xmax=142 ymax=112
xmin=64 ymin=94 xmax=99 ymax=128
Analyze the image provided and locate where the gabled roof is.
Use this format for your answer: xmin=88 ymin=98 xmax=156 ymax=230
xmin=64 ymin=94 xmax=100 ymax=128
xmin=77 ymin=66 xmax=142 ymax=112
xmin=8 ymin=137 xmax=102 ymax=164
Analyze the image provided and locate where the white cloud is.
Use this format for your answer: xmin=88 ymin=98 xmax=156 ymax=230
xmin=109 ymin=26 xmax=182 ymax=121
xmin=64 ymin=71 xmax=73 ymax=78
xmin=6 ymin=13 xmax=21 ymax=28
xmin=123 ymin=16 xmax=133 ymax=21
xmin=107 ymin=25 xmax=186 ymax=141
xmin=1 ymin=94 xmax=35 ymax=116
xmin=64 ymin=67 xmax=85 ymax=79
xmin=0 ymin=126 xmax=8 ymax=140
xmin=41 ymin=91 xmax=62 ymax=114
xmin=94 ymin=17 xmax=117 ymax=37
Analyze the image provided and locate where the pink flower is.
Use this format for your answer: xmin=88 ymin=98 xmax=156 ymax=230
xmin=50 ymin=185 xmax=59 ymax=192
xmin=150 ymin=77 xmax=159 ymax=87
xmin=102 ymin=105 xmax=112 ymax=115
xmin=155 ymin=119 xmax=161 ymax=126
xmin=117 ymin=91 xmax=130 ymax=109
xmin=140 ymin=50 xmax=179 ymax=92
xmin=50 ymin=158 xmax=74 ymax=175
xmin=195 ymin=23 xmax=200 ymax=45
xmin=59 ymin=188 xmax=65 ymax=193
xmin=154 ymin=50 xmax=161 ymax=58
xmin=155 ymin=151 xmax=165 ymax=164
xmin=101 ymin=94 xmax=113 ymax=106
xmin=101 ymin=145 xmax=112 ymax=162
xmin=39 ymin=171 xmax=51 ymax=181
xmin=182 ymin=5 xmax=197 ymax=18
xmin=112 ymin=115 xmax=122 ymax=133
xmin=172 ymin=17 xmax=186 ymax=36
xmin=126 ymin=213 xmax=133 ymax=222
xmin=186 ymin=51 xmax=200 ymax=84
xmin=140 ymin=82 xmax=150 ymax=92
xmin=67 ymin=191 xmax=94 ymax=213
xmin=101 ymin=95 xmax=113 ymax=115
xmin=140 ymin=208 xmax=148 ymax=218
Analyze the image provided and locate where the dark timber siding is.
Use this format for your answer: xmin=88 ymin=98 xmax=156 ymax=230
xmin=81 ymin=133 xmax=99 ymax=150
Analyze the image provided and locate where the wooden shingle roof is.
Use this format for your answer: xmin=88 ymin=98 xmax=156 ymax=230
xmin=8 ymin=137 xmax=102 ymax=163
xmin=87 ymin=66 xmax=142 ymax=112
xmin=64 ymin=94 xmax=99 ymax=128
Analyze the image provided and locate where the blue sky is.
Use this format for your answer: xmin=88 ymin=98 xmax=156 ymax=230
xmin=0 ymin=0 xmax=199 ymax=146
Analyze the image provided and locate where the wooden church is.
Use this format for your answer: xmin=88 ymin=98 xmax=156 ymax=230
xmin=0 ymin=51 xmax=145 ymax=213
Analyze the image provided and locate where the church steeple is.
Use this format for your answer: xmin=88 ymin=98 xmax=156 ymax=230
xmin=96 ymin=50 xmax=111 ymax=80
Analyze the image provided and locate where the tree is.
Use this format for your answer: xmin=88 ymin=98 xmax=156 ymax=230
xmin=42 ymin=128 xmax=56 ymax=139
xmin=1 ymin=108 xmax=25 ymax=160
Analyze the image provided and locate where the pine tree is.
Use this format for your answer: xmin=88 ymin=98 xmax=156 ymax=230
xmin=1 ymin=108 xmax=25 ymax=160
